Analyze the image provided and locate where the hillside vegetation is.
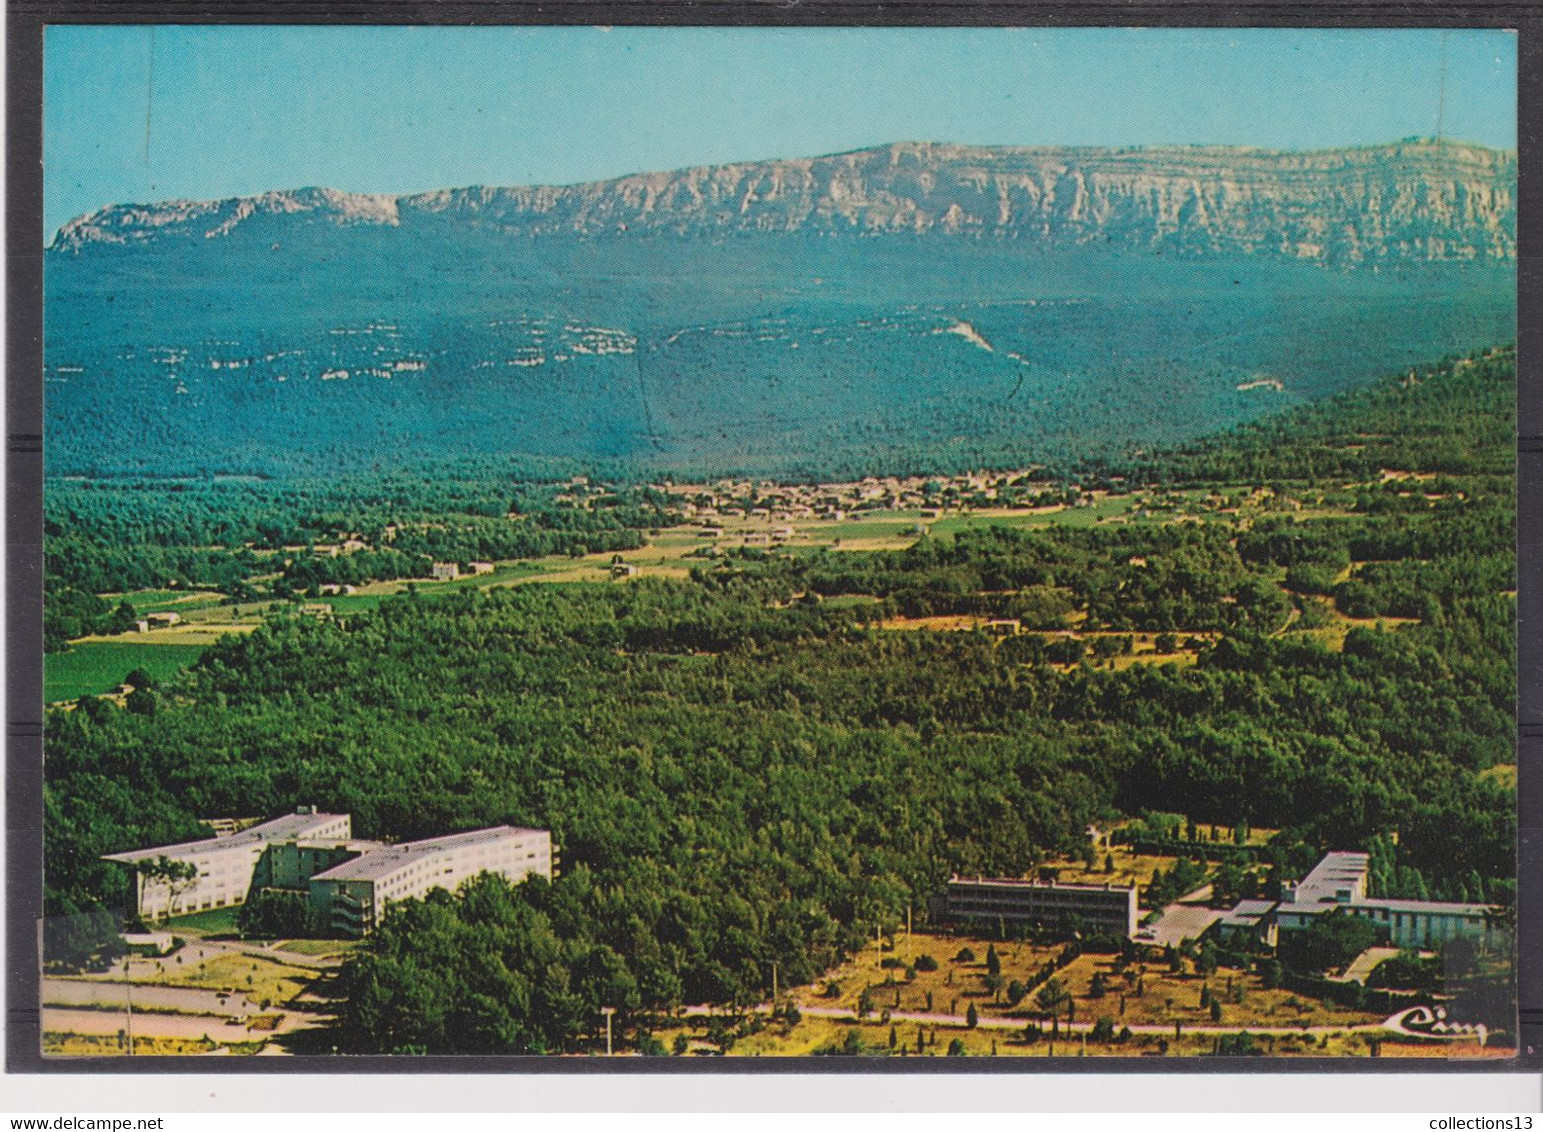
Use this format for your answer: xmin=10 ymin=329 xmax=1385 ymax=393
xmin=43 ymin=346 xmax=1516 ymax=1054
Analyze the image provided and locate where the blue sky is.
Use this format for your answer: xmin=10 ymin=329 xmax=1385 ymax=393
xmin=43 ymin=25 xmax=1517 ymax=238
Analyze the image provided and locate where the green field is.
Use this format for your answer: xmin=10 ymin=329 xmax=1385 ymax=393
xmin=820 ymin=594 xmax=883 ymax=609
xmin=162 ymin=906 xmax=241 ymax=937
xmin=105 ymin=588 xmax=227 ymax=615
xmin=44 ymin=642 xmax=207 ymax=703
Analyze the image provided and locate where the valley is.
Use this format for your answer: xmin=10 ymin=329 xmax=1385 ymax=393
xmin=36 ymin=133 xmax=1519 ymax=1061
xmin=41 ymin=346 xmax=1518 ymax=1057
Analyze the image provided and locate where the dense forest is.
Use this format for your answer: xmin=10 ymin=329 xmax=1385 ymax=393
xmin=41 ymin=345 xmax=1516 ymax=1053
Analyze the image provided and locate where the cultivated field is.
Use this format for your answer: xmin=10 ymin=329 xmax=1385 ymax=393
xmin=44 ymin=641 xmax=208 ymax=702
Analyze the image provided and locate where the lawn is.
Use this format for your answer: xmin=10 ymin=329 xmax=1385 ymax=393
xmin=780 ymin=928 xmax=1382 ymax=1044
xmin=1041 ymin=844 xmax=1190 ymax=893
xmin=273 ymin=939 xmax=358 ymax=958
xmin=820 ymin=594 xmax=883 ymax=610
xmin=163 ymin=906 xmax=241 ymax=937
xmin=153 ymin=953 xmax=313 ymax=1005
xmin=45 ymin=642 xmax=207 ymax=703
xmin=788 ymin=931 xmax=1066 ymax=1021
xmin=1050 ymin=952 xmax=1379 ymax=1032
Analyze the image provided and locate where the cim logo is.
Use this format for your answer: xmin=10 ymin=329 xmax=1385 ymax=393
xmin=1386 ymin=1004 xmax=1490 ymax=1044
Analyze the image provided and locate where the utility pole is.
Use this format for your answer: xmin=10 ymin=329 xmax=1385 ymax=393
xmin=601 ymin=1006 xmax=616 ymax=1056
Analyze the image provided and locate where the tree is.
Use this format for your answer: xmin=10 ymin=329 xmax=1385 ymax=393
xmin=238 ymin=889 xmax=316 ymax=939
xmin=1280 ymin=911 xmax=1385 ymax=975
xmin=124 ymin=687 xmax=159 ymax=716
xmin=946 ymin=1038 xmax=967 ymax=1057
xmin=986 ymin=944 xmax=1001 ymax=977
xmin=1258 ymin=958 xmax=1283 ymax=989
xmin=1035 ymin=976 xmax=1071 ymax=1023
xmin=1197 ymin=941 xmax=1219 ymax=978
xmin=984 ymin=972 xmax=1005 ymax=1002
xmin=966 ymin=1002 xmax=979 ymax=1028
xmin=135 ymin=856 xmax=199 ymax=922
xmin=43 ymin=903 xmax=125 ymax=972
xmin=888 ymin=1025 xmax=898 ymax=1050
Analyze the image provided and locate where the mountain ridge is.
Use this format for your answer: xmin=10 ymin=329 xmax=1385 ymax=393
xmin=51 ymin=138 xmax=1517 ymax=262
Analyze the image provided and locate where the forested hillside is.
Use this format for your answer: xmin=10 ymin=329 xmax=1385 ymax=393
xmin=41 ymin=346 xmax=1516 ymax=1054
xmin=45 ymin=139 xmax=1515 ymax=481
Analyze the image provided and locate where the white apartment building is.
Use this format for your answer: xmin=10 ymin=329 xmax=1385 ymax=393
xmin=104 ymin=808 xmax=350 ymax=921
xmin=307 ymin=826 xmax=553 ymax=937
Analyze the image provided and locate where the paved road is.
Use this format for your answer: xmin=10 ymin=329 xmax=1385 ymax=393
xmin=42 ymin=1008 xmax=265 ymax=1044
xmin=790 ymin=1002 xmax=1386 ymax=1038
xmin=43 ymin=976 xmax=259 ymax=1017
xmin=686 ymin=1000 xmax=1395 ymax=1039
xmin=41 ymin=976 xmax=333 ymax=1047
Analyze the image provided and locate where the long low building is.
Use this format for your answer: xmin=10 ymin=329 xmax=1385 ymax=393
xmin=1219 ymin=851 xmax=1497 ymax=949
xmin=308 ymin=826 xmax=554 ymax=936
xmin=105 ymin=809 xmax=554 ymax=934
xmin=940 ymin=874 xmax=1141 ymax=939
xmin=104 ymin=808 xmax=351 ymax=921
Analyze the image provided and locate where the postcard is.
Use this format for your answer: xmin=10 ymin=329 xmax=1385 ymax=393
xmin=31 ymin=24 xmax=1520 ymax=1065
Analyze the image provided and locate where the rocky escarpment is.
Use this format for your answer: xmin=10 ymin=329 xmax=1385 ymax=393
xmin=51 ymin=139 xmax=1515 ymax=262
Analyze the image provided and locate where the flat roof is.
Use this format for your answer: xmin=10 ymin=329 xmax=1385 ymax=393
xmin=1290 ymin=851 xmax=1370 ymax=902
xmin=947 ymin=875 xmax=1137 ymax=896
xmin=103 ymin=810 xmax=348 ymax=864
xmin=1220 ymin=899 xmax=1278 ymax=926
xmin=310 ymin=825 xmax=546 ymax=883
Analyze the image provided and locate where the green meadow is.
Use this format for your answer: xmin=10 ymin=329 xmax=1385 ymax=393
xmin=44 ymin=642 xmax=208 ymax=703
